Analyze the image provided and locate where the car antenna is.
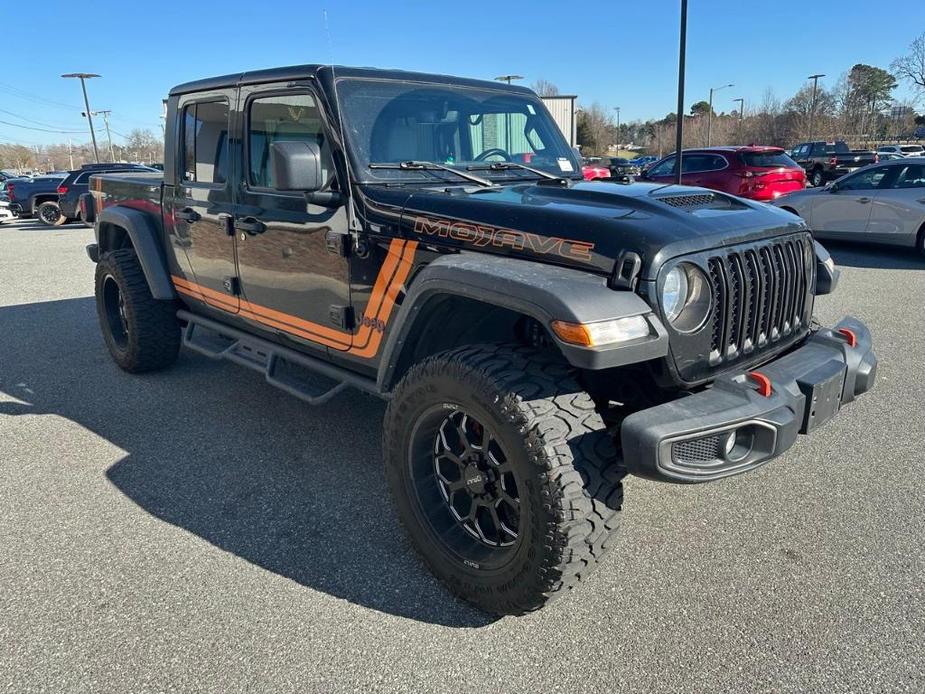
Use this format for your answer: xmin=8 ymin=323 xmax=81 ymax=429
xmin=323 ymin=9 xmax=361 ymax=232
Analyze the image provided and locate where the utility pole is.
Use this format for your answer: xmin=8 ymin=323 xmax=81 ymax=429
xmin=67 ymin=139 xmax=74 ymax=170
xmin=675 ymin=0 xmax=687 ymax=184
xmin=97 ymin=110 xmax=116 ymax=162
xmin=733 ymin=98 xmax=744 ymax=143
xmin=62 ymin=73 xmax=101 ymax=163
xmin=807 ymin=73 xmax=825 ymax=142
xmin=613 ymin=106 xmax=621 ymax=146
xmin=707 ymin=83 xmax=733 ymax=146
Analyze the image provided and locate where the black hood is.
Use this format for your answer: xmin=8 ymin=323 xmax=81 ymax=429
xmin=381 ymin=180 xmax=807 ymax=280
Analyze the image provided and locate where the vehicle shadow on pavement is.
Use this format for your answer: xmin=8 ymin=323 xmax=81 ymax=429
xmin=822 ymin=240 xmax=925 ymax=270
xmin=0 ymin=297 xmax=495 ymax=628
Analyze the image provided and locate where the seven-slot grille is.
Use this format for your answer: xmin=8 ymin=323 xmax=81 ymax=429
xmin=706 ymin=234 xmax=812 ymax=365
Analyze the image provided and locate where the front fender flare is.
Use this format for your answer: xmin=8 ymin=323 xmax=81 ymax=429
xmin=377 ymin=252 xmax=668 ymax=390
xmin=97 ymin=206 xmax=175 ymax=300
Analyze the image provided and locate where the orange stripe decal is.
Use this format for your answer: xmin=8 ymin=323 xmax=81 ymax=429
xmin=170 ymin=238 xmax=417 ymax=358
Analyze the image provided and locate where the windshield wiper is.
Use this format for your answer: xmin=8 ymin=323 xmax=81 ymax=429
xmin=466 ymin=161 xmax=567 ymax=182
xmin=368 ymin=161 xmax=494 ymax=187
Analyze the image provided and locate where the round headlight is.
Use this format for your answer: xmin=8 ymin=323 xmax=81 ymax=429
xmin=662 ymin=263 xmax=712 ymax=333
xmin=662 ymin=267 xmax=688 ymax=322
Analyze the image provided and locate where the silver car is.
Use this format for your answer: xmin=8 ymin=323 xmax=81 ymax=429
xmin=773 ymin=158 xmax=925 ymax=255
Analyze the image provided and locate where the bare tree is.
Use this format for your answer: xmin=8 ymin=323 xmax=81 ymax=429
xmin=891 ymin=32 xmax=925 ymax=97
xmin=530 ymin=79 xmax=560 ymax=97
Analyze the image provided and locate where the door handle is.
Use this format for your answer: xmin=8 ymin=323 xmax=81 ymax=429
xmin=857 ymin=197 xmax=871 ymax=204
xmin=235 ymin=217 xmax=266 ymax=235
xmin=175 ymin=207 xmax=200 ymax=222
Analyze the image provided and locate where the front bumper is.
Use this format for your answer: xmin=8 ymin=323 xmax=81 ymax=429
xmin=621 ymin=316 xmax=876 ymax=483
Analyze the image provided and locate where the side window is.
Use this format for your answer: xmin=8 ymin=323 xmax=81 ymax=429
xmin=248 ymin=92 xmax=333 ymax=189
xmin=648 ymin=156 xmax=676 ymax=177
xmin=839 ymin=166 xmax=890 ymax=191
xmin=180 ymin=100 xmax=229 ymax=184
xmin=707 ymin=155 xmax=727 ymax=171
xmin=810 ymin=143 xmax=824 ymax=156
xmin=74 ymin=172 xmax=91 ymax=184
xmin=892 ymin=164 xmax=925 ymax=189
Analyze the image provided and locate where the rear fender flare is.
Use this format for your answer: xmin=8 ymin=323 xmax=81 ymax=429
xmin=376 ymin=252 xmax=667 ymax=390
xmin=97 ymin=206 xmax=175 ymax=300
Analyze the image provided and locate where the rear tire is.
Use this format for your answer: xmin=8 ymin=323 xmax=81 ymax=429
xmin=37 ymin=201 xmax=66 ymax=226
xmin=810 ymin=168 xmax=825 ymax=188
xmin=383 ymin=344 xmax=625 ymax=616
xmin=95 ymin=248 xmax=181 ymax=373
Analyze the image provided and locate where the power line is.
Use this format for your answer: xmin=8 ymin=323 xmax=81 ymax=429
xmin=0 ymin=107 xmax=84 ymax=131
xmin=0 ymin=119 xmax=85 ymax=134
xmin=0 ymin=81 xmax=82 ymax=110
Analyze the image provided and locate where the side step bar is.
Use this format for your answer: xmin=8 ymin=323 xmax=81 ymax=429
xmin=177 ymin=310 xmax=384 ymax=405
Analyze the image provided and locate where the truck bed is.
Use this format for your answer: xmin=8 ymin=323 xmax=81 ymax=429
xmin=91 ymin=172 xmax=165 ymax=220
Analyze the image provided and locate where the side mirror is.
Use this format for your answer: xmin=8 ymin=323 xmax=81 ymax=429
xmin=270 ymin=140 xmax=323 ymax=192
xmin=270 ymin=140 xmax=344 ymax=207
xmin=824 ymin=181 xmax=836 ymax=192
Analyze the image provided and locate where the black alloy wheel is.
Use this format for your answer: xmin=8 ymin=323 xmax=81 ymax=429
xmin=101 ymin=274 xmax=130 ymax=351
xmin=422 ymin=408 xmax=521 ymax=555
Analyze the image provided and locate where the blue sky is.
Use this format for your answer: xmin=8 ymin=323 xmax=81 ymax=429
xmin=3 ymin=0 xmax=923 ymax=146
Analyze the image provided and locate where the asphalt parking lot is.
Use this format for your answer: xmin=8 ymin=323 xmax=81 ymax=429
xmin=1 ymin=216 xmax=923 ymax=693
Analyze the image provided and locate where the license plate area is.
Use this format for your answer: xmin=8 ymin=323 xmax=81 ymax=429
xmin=796 ymin=360 xmax=847 ymax=434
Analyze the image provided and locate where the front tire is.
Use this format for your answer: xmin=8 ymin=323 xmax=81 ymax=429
xmin=383 ymin=344 xmax=625 ymax=616
xmin=95 ymin=249 xmax=181 ymax=373
xmin=37 ymin=201 xmax=66 ymax=226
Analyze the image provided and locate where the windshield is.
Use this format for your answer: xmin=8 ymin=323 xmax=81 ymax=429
xmin=336 ymin=78 xmax=581 ymax=183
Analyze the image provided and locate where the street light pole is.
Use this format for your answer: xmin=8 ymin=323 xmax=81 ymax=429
xmin=494 ymin=74 xmax=523 ymax=154
xmin=732 ymin=98 xmax=744 ymax=143
xmin=807 ymin=73 xmax=825 ymax=142
xmin=675 ymin=0 xmax=688 ymax=185
xmin=613 ymin=106 xmax=621 ymax=145
xmin=707 ymin=83 xmax=733 ymax=146
xmin=62 ymin=73 xmax=101 ymax=163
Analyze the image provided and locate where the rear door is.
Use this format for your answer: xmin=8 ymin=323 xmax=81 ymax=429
xmin=867 ymin=162 xmax=925 ymax=245
xmin=167 ymin=91 xmax=238 ymax=313
xmin=233 ymin=83 xmax=352 ymax=354
xmin=810 ymin=165 xmax=891 ymax=238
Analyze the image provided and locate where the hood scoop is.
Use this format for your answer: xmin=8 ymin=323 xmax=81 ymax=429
xmin=652 ymin=192 xmax=741 ymax=211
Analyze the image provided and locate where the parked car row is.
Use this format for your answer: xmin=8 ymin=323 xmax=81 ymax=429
xmin=0 ymin=163 xmax=155 ymax=226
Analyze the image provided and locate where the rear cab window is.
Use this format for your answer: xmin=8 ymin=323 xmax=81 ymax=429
xmin=181 ymin=100 xmax=230 ymax=184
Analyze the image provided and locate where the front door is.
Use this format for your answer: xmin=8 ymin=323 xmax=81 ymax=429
xmin=811 ymin=165 xmax=889 ymax=238
xmin=234 ymin=84 xmax=352 ymax=353
xmin=168 ymin=91 xmax=238 ymax=313
xmin=867 ymin=162 xmax=925 ymax=244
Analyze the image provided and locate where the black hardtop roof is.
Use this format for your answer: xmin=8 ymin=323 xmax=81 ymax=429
xmin=169 ymin=64 xmax=536 ymax=97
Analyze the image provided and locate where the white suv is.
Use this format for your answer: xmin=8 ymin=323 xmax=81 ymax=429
xmin=878 ymin=144 xmax=925 ymax=157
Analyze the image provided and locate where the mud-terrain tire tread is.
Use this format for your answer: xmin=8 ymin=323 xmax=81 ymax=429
xmin=383 ymin=343 xmax=626 ymax=615
xmin=95 ymin=248 xmax=180 ymax=373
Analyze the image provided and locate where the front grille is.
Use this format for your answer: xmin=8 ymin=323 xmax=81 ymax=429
xmin=663 ymin=232 xmax=814 ymax=384
xmin=707 ymin=235 xmax=811 ymax=365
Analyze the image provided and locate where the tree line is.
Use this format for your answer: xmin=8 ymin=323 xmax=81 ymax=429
xmin=548 ymin=32 xmax=925 ymax=156
xmin=0 ymin=129 xmax=163 ymax=173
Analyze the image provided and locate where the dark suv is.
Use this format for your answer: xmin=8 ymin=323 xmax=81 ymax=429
xmin=55 ymin=163 xmax=155 ymax=225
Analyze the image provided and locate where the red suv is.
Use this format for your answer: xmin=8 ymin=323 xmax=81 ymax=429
xmin=641 ymin=146 xmax=806 ymax=201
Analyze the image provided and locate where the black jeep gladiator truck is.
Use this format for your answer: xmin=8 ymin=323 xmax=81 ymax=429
xmin=791 ymin=141 xmax=878 ymax=187
xmin=86 ymin=65 xmax=877 ymax=616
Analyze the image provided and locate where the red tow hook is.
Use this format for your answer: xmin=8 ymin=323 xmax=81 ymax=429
xmin=836 ymin=328 xmax=857 ymax=347
xmin=747 ymin=371 xmax=773 ymax=398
